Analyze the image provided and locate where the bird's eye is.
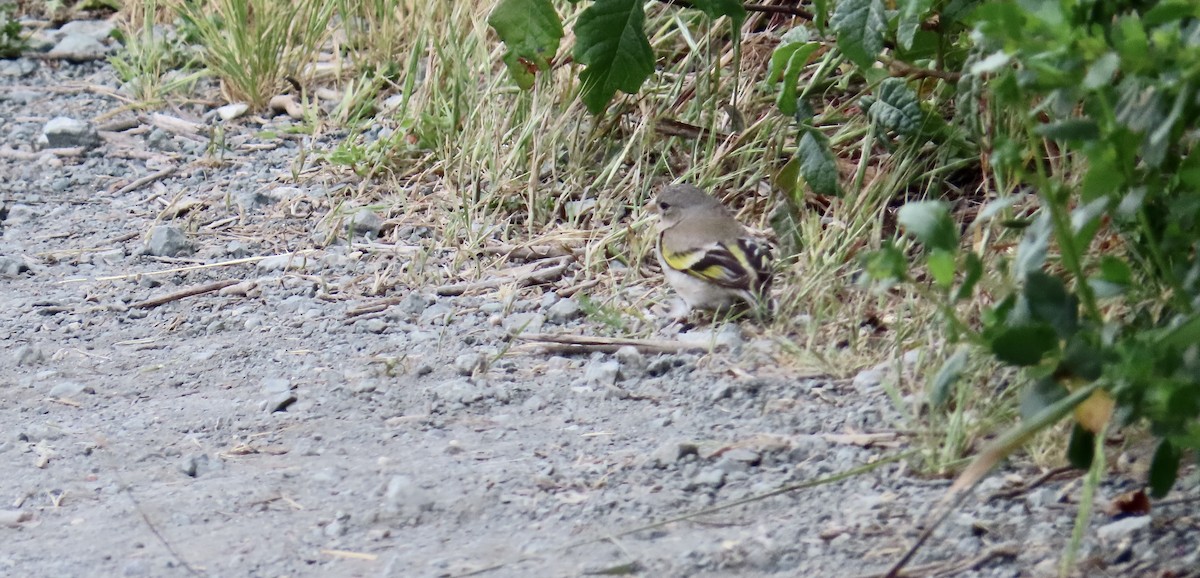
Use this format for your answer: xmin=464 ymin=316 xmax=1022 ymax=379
xmin=658 ymin=201 xmax=670 ymax=210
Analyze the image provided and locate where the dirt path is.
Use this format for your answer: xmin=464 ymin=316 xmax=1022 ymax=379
xmin=1 ymin=53 xmax=1196 ymax=578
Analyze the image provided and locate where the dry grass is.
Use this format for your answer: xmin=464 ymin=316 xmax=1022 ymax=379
xmin=103 ymin=0 xmax=1043 ymax=474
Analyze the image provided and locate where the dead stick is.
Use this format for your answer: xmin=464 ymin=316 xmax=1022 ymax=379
xmin=513 ymin=333 xmax=708 ymax=355
xmin=131 ymin=279 xmax=238 ymax=309
xmin=436 ymin=258 xmax=572 ymax=296
xmin=114 ymin=166 xmax=177 ymax=196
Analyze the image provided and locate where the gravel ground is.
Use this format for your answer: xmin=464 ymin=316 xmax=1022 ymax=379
xmin=1 ymin=27 xmax=1198 ymax=578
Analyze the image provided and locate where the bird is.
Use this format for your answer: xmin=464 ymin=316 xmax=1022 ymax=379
xmin=647 ymin=184 xmax=773 ymax=321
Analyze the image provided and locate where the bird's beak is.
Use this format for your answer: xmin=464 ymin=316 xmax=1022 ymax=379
xmin=644 ymin=200 xmax=659 ymax=215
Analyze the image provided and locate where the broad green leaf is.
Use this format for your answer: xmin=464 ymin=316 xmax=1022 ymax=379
xmin=812 ymin=0 xmax=828 ymax=30
xmin=1162 ymin=314 xmax=1200 ymax=349
xmin=867 ymin=78 xmax=922 ymax=137
xmin=489 ymin=0 xmax=564 ymax=90
xmin=1025 ymin=271 xmax=1078 ymax=339
xmin=953 ymin=252 xmax=983 ymax=303
xmin=1035 ymin=119 xmax=1100 ymax=142
xmin=928 ymin=346 xmax=969 ymax=409
xmin=1082 ymin=52 xmax=1120 ymax=90
xmin=1067 ymin=422 xmax=1095 ymax=469
xmin=990 ymin=323 xmax=1058 ymax=366
xmin=770 ymin=42 xmax=821 ymax=116
xmin=689 ymin=0 xmax=747 ymax=28
xmin=573 ymin=0 xmax=655 ymax=114
xmin=797 ymin=130 xmax=841 ymax=196
xmin=773 ymin=156 xmax=801 ymax=201
xmin=1143 ymin=1 xmax=1194 ymax=27
xmin=897 ymin=201 xmax=957 ymax=252
xmin=830 ymin=0 xmax=885 ymax=68
xmin=927 ymin=248 xmax=956 ymax=289
xmin=897 ymin=0 xmax=933 ymax=50
xmin=1020 ymin=377 xmax=1069 ymax=422
xmin=1148 ymin=438 xmax=1180 ymax=498
xmin=1060 ymin=336 xmax=1102 ymax=381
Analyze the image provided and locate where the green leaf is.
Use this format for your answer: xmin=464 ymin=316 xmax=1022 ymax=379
xmin=929 ymin=346 xmax=969 ymax=409
xmin=1082 ymin=52 xmax=1120 ymax=90
xmin=830 ymin=0 xmax=885 ymax=68
xmin=991 ymin=323 xmax=1058 ymax=366
xmin=573 ymin=0 xmax=655 ymax=114
xmin=867 ymin=78 xmax=922 ymax=137
xmin=1067 ymin=422 xmax=1095 ymax=469
xmin=689 ymin=0 xmax=747 ymax=27
xmin=953 ymin=252 xmax=983 ymax=302
xmin=1035 ymin=119 xmax=1100 ymax=142
xmin=927 ymin=248 xmax=956 ymax=289
xmin=897 ymin=0 xmax=933 ymax=50
xmin=1021 ymin=377 xmax=1069 ymax=422
xmin=1059 ymin=336 xmax=1103 ymax=381
xmin=1148 ymin=438 xmax=1180 ymax=498
xmin=488 ymin=0 xmax=565 ymax=90
xmin=797 ymin=130 xmax=841 ymax=196
xmin=1015 ymin=212 xmax=1052 ymax=276
xmin=862 ymin=242 xmax=908 ymax=287
xmin=897 ymin=201 xmax=957 ymax=252
xmin=1024 ymin=271 xmax=1078 ymax=339
xmin=770 ymin=42 xmax=821 ymax=116
xmin=1162 ymin=314 xmax=1200 ymax=349
xmin=773 ymin=156 xmax=801 ymax=201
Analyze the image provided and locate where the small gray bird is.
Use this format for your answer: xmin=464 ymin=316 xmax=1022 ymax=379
xmin=647 ymin=184 xmax=773 ymax=319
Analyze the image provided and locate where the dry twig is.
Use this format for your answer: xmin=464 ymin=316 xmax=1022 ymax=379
xmin=130 ymin=279 xmax=239 ymax=309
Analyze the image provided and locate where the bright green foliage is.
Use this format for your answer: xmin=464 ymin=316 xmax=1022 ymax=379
xmin=865 ymin=78 xmax=923 ymax=137
xmin=869 ymin=0 xmax=1200 ymax=494
xmin=573 ymin=0 xmax=654 ymax=114
xmin=177 ymin=0 xmax=336 ymax=109
xmin=0 ymin=4 xmax=24 ymax=58
xmin=829 ymin=0 xmax=886 ymax=68
xmin=487 ymin=0 xmax=746 ymax=112
xmin=488 ymin=0 xmax=564 ymax=90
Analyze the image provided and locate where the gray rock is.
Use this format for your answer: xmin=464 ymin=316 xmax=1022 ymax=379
xmin=398 ymin=292 xmax=433 ymax=317
xmin=852 ymin=368 xmax=884 ymax=391
xmin=546 ymin=298 xmax=582 ymax=324
xmin=0 ymin=59 xmax=37 ymax=78
xmin=46 ymin=34 xmax=109 ymax=61
xmin=362 ymin=318 xmax=387 ymax=334
xmin=1097 ymin=516 xmax=1152 ymax=542
xmin=233 ymin=187 xmax=277 ymax=212
xmin=348 ymin=207 xmax=384 ymax=237
xmin=179 ymin=453 xmax=208 ymax=478
xmin=216 ymin=103 xmax=249 ymax=121
xmin=419 ymin=303 xmax=454 ymax=325
xmin=454 ymin=353 xmax=486 ymax=377
xmin=5 ymin=203 xmax=36 ymax=225
xmin=584 ymin=357 xmax=620 ymax=386
xmin=146 ymin=225 xmax=192 ymax=257
xmin=256 ymin=253 xmax=308 ymax=271
xmin=261 ymin=377 xmax=296 ymax=413
xmin=679 ymin=324 xmax=743 ymax=349
xmin=41 ymin=117 xmax=100 ymax=149
xmin=384 ymin=475 xmax=434 ymax=519
xmin=722 ymin=447 xmax=761 ymax=467
xmin=434 ymin=378 xmax=486 ymax=405
xmin=0 ymin=256 xmax=31 ymax=277
xmin=48 ymin=381 xmax=89 ymax=398
xmin=614 ymin=346 xmax=645 ymax=375
xmin=57 ymin=20 xmax=117 ymax=41
xmin=14 ymin=345 xmax=46 ymax=366
xmin=688 ymin=468 xmax=726 ymax=490
xmin=503 ymin=312 xmax=545 ymax=334
xmin=650 ymin=440 xmax=699 ymax=467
